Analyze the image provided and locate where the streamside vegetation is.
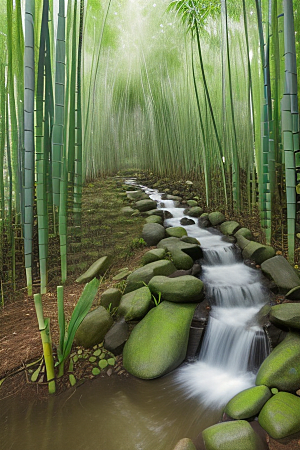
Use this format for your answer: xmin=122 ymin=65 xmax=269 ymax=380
xmin=0 ymin=0 xmax=299 ymax=392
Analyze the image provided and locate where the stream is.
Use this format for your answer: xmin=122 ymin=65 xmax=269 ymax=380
xmin=1 ymin=183 xmax=270 ymax=450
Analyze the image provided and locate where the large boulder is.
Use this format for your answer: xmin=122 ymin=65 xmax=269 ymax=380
xmin=208 ymin=211 xmax=226 ymax=226
xmin=269 ymin=303 xmax=300 ymax=330
xmin=220 ymin=221 xmax=240 ymax=236
xmin=166 ymin=226 xmax=188 ymax=238
xmin=103 ymin=317 xmax=129 ymax=355
xmin=118 ymin=286 xmax=152 ymax=321
xmin=142 ymin=223 xmax=166 ymax=246
xmin=125 ymin=260 xmax=177 ymax=293
xmin=261 ymin=256 xmax=300 ymax=294
xmin=236 ymin=235 xmax=251 ymax=250
xmin=256 ymin=332 xmax=300 ymax=391
xmin=258 ymin=392 xmax=300 ymax=439
xmin=76 ymin=255 xmax=112 ymax=283
xmin=157 ymin=237 xmax=202 ymax=260
xmin=224 ymin=385 xmax=272 ymax=420
xmin=75 ymin=306 xmax=113 ymax=348
xmin=242 ymin=241 xmax=276 ymax=265
xmin=148 ymin=275 xmax=204 ymax=303
xmin=172 ymin=438 xmax=197 ymax=450
xmin=184 ymin=206 xmax=203 ymax=218
xmin=100 ymin=287 xmax=122 ymax=309
xmin=135 ymin=199 xmax=157 ymax=212
xmin=141 ymin=248 xmax=166 ymax=265
xmin=202 ymin=420 xmax=266 ymax=450
xmin=123 ymin=301 xmax=196 ymax=379
xmin=171 ymin=248 xmax=194 ymax=270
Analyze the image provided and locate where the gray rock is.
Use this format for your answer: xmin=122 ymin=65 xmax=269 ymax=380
xmin=221 ymin=235 xmax=237 ymax=244
xmin=100 ymin=288 xmax=122 ymax=309
xmin=75 ymin=306 xmax=113 ymax=348
xmin=135 ymin=199 xmax=157 ymax=212
xmin=141 ymin=248 xmax=166 ymax=265
xmin=166 ymin=194 xmax=182 ymax=202
xmin=104 ymin=317 xmax=129 ymax=355
xmin=261 ymin=256 xmax=300 ymax=293
xmin=180 ymin=218 xmax=195 ymax=226
xmin=125 ymin=260 xmax=177 ymax=293
xmin=142 ymin=223 xmax=166 ymax=246
xmin=144 ymin=208 xmax=165 ymax=218
xmin=148 ymin=275 xmax=204 ymax=303
xmin=208 ymin=211 xmax=226 ymax=226
xmin=118 ymin=286 xmax=152 ymax=321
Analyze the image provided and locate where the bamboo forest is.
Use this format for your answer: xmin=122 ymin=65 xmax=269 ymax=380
xmin=1 ymin=1 xmax=300 ymax=450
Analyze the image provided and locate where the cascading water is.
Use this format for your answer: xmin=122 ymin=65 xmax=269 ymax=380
xmin=135 ymin=183 xmax=270 ymax=408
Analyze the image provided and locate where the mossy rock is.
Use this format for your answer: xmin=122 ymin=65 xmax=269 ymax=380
xmin=144 ymin=209 xmax=165 ymax=218
xmin=126 ymin=190 xmax=148 ymax=201
xmin=145 ymin=215 xmax=163 ymax=225
xmin=219 ymin=221 xmax=240 ymax=236
xmin=75 ymin=306 xmax=113 ymax=348
xmin=171 ymin=248 xmax=194 ymax=270
xmin=236 ymin=235 xmax=251 ymax=250
xmin=186 ymin=200 xmax=198 ymax=207
xmin=157 ymin=237 xmax=202 ymax=261
xmin=172 ymin=438 xmax=197 ymax=450
xmin=166 ymin=226 xmax=188 ymax=238
xmin=180 ymin=236 xmax=200 ymax=245
xmin=242 ymin=242 xmax=276 ymax=265
xmin=208 ymin=211 xmax=226 ymax=226
xmin=118 ymin=286 xmax=152 ymax=321
xmin=202 ymin=420 xmax=265 ymax=450
xmin=123 ymin=301 xmax=196 ymax=379
xmin=269 ymin=303 xmax=300 ymax=330
xmin=261 ymin=256 xmax=300 ymax=293
xmin=149 ymin=275 xmax=204 ymax=303
xmin=141 ymin=248 xmax=166 ymax=266
xmin=135 ymin=199 xmax=157 ymax=212
xmin=120 ymin=206 xmax=136 ymax=216
xmin=235 ymin=228 xmax=253 ymax=240
xmin=258 ymin=392 xmax=300 ymax=439
xmin=76 ymin=255 xmax=112 ymax=283
xmin=225 ymin=385 xmax=272 ymax=420
xmin=100 ymin=287 xmax=122 ymax=309
xmin=286 ymin=286 xmax=300 ymax=300
xmin=184 ymin=206 xmax=203 ymax=218
xmin=142 ymin=223 xmax=166 ymax=246
xmin=125 ymin=260 xmax=177 ymax=293
xmin=256 ymin=332 xmax=300 ymax=391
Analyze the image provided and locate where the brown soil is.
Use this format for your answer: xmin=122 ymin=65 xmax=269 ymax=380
xmin=0 ymin=171 xmax=299 ymax=450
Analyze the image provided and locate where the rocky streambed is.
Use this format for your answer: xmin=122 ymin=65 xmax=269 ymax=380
xmin=73 ymin=179 xmax=300 ymax=450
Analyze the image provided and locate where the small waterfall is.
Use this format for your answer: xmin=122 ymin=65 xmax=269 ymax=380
xmin=203 ymin=245 xmax=241 ymax=265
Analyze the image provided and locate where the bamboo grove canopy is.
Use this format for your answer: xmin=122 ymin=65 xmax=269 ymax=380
xmin=0 ymin=0 xmax=299 ymax=298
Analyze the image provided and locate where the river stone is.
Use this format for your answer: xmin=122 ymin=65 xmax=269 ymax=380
xmin=172 ymin=438 xmax=197 ymax=450
xmin=202 ymin=420 xmax=264 ymax=450
xmin=121 ymin=206 xmax=136 ymax=216
xmin=186 ymin=200 xmax=198 ymax=207
xmin=103 ymin=317 xmax=129 ymax=355
xmin=224 ymin=385 xmax=272 ymax=420
xmin=269 ymin=303 xmax=300 ymax=330
xmin=166 ymin=194 xmax=182 ymax=202
xmin=118 ymin=286 xmax=152 ymax=321
xmin=256 ymin=332 xmax=300 ymax=391
xmin=166 ymin=226 xmax=188 ymax=238
xmin=141 ymin=248 xmax=166 ymax=265
xmin=171 ymin=247 xmax=194 ymax=270
xmin=236 ymin=235 xmax=251 ymax=250
xmin=142 ymin=223 xmax=166 ymax=246
xmin=100 ymin=287 xmax=122 ymax=309
xmin=76 ymin=255 xmax=112 ymax=283
xmin=75 ymin=306 xmax=113 ymax=348
xmin=220 ymin=221 xmax=240 ymax=236
xmin=242 ymin=241 xmax=276 ymax=265
xmin=126 ymin=190 xmax=148 ymax=201
xmin=125 ymin=260 xmax=177 ymax=293
xmin=261 ymin=256 xmax=300 ymax=293
xmin=198 ymin=216 xmax=210 ymax=228
xmin=208 ymin=211 xmax=226 ymax=226
xmin=221 ymin=235 xmax=237 ymax=244
xmin=123 ymin=301 xmax=196 ymax=379
xmin=157 ymin=237 xmax=202 ymax=260
xmin=180 ymin=218 xmax=195 ymax=226
xmin=184 ymin=206 xmax=203 ymax=218
xmin=145 ymin=209 xmax=165 ymax=218
xmin=135 ymin=199 xmax=157 ymax=212
xmin=235 ymin=227 xmax=253 ymax=240
xmin=258 ymin=392 xmax=300 ymax=439
xmin=181 ymin=236 xmax=200 ymax=245
xmin=145 ymin=215 xmax=163 ymax=225
xmin=149 ymin=275 xmax=204 ymax=303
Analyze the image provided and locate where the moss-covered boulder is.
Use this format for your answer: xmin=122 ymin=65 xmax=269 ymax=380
xmin=145 ymin=209 xmax=165 ymax=218
xmin=149 ymin=275 xmax=204 ymax=303
xmin=180 ymin=236 xmax=200 ymax=245
xmin=172 ymin=248 xmax=194 ymax=270
xmin=118 ymin=286 xmax=152 ymax=321
xmin=76 ymin=255 xmax=112 ymax=283
xmin=208 ymin=211 xmax=226 ymax=226
xmin=145 ymin=215 xmax=163 ymax=225
xmin=256 ymin=332 xmax=300 ymax=391
xmin=126 ymin=190 xmax=148 ymax=201
xmin=242 ymin=241 xmax=276 ymax=265
xmin=258 ymin=392 xmax=300 ymax=439
xmin=184 ymin=206 xmax=203 ymax=218
xmin=269 ymin=303 xmax=300 ymax=330
xmin=236 ymin=235 xmax=251 ymax=250
xmin=235 ymin=228 xmax=253 ymax=240
xmin=75 ymin=306 xmax=113 ymax=348
xmin=157 ymin=237 xmax=202 ymax=260
xmin=186 ymin=200 xmax=198 ymax=207
xmin=261 ymin=256 xmax=300 ymax=293
xmin=135 ymin=199 xmax=157 ymax=212
xmin=166 ymin=226 xmax=188 ymax=238
xmin=100 ymin=287 xmax=122 ymax=309
xmin=142 ymin=223 xmax=166 ymax=246
xmin=202 ymin=420 xmax=265 ymax=450
xmin=141 ymin=248 xmax=166 ymax=266
xmin=123 ymin=301 xmax=196 ymax=379
xmin=172 ymin=438 xmax=197 ymax=450
xmin=220 ymin=221 xmax=240 ymax=236
xmin=125 ymin=260 xmax=177 ymax=293
xmin=224 ymin=385 xmax=272 ymax=420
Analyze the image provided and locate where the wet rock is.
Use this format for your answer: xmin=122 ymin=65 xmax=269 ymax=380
xmin=224 ymin=385 xmax=272 ymax=420
xmin=164 ymin=210 xmax=173 ymax=219
xmin=171 ymin=247 xmax=194 ymax=270
xmin=235 ymin=227 xmax=253 ymax=240
xmin=142 ymin=223 xmax=166 ymax=246
xmin=135 ymin=199 xmax=157 ymax=212
xmin=166 ymin=226 xmax=188 ymax=238
xmin=157 ymin=237 xmax=202 ymax=260
xmin=221 ymin=235 xmax=237 ymax=244
xmin=171 ymin=438 xmax=197 ymax=450
xmin=242 ymin=241 xmax=276 ymax=265
xmin=180 ymin=236 xmax=200 ymax=245
xmin=141 ymin=248 xmax=166 ymax=265
xmin=145 ymin=215 xmax=163 ymax=225
xmin=76 ymin=255 xmax=112 ymax=283
xmin=100 ymin=287 xmax=122 ymax=309
xmin=208 ymin=211 xmax=226 ymax=226
xmin=148 ymin=275 xmax=204 ymax=303
xmin=118 ymin=286 xmax=152 ymax=321
xmin=198 ymin=216 xmax=210 ymax=228
xmin=258 ymin=392 xmax=300 ymax=439
xmin=220 ymin=220 xmax=240 ymax=236
xmin=180 ymin=218 xmax=195 ymax=226
xmin=261 ymin=256 xmax=300 ymax=294
xmin=123 ymin=301 xmax=196 ymax=379
xmin=104 ymin=317 xmax=129 ymax=355
xmin=125 ymin=260 xmax=177 ymax=293
xmin=265 ymin=323 xmax=288 ymax=349
xmin=269 ymin=303 xmax=300 ymax=330
xmin=184 ymin=206 xmax=203 ymax=218
xmin=75 ymin=306 xmax=113 ymax=348
xmin=256 ymin=332 xmax=300 ymax=391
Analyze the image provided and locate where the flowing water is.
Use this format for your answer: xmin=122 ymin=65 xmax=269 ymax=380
xmin=1 ymin=182 xmax=270 ymax=450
